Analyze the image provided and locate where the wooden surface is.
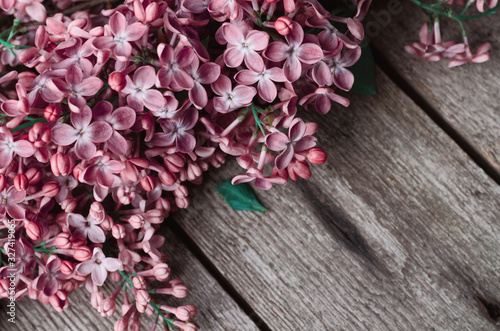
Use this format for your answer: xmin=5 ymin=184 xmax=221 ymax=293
xmin=173 ymin=69 xmax=500 ymax=330
xmin=371 ymin=1 xmax=500 ymax=176
xmin=2 ymin=3 xmax=500 ymax=330
xmin=0 ymin=228 xmax=259 ymax=331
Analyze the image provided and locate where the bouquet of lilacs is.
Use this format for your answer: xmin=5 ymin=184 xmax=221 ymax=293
xmin=406 ymin=0 xmax=498 ymax=66
xmin=0 ymin=0 xmax=370 ymax=329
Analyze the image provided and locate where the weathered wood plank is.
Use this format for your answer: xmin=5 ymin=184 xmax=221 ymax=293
xmin=370 ymin=1 xmax=500 ymax=174
xmin=0 ymin=228 xmax=259 ymax=331
xmin=173 ymin=68 xmax=500 ymax=330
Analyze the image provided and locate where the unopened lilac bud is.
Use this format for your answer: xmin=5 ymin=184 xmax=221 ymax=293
xmin=108 ymin=72 xmax=126 ymax=92
xmin=307 ymin=147 xmax=327 ymax=164
xmin=74 ymin=246 xmax=92 ymax=262
xmin=100 ymin=298 xmax=116 ymax=317
xmin=155 ymin=198 xmax=171 ymax=213
xmin=25 ymin=168 xmax=42 ymax=184
xmin=128 ymin=214 xmax=145 ymax=229
xmin=145 ymin=209 xmax=163 ymax=224
xmin=60 ymin=260 xmax=75 ymax=275
xmin=274 ymin=16 xmax=293 ymax=35
xmin=42 ymin=181 xmax=61 ymax=198
xmin=0 ymin=174 xmax=6 ymax=192
xmin=44 ymin=104 xmax=61 ymax=122
xmin=109 ymin=271 xmax=121 ymax=282
xmin=153 ymin=263 xmax=170 ymax=281
xmin=175 ymin=196 xmax=189 ymax=209
xmin=55 ymin=232 xmax=72 ymax=249
xmin=140 ymin=175 xmax=155 ymax=191
xmin=112 ymin=224 xmax=126 ymax=239
xmin=89 ymin=202 xmax=105 ymax=222
xmin=158 ymin=170 xmax=176 ymax=186
xmin=172 ymin=284 xmax=188 ymax=298
xmin=26 ymin=221 xmax=42 ymax=240
xmin=61 ymin=198 xmax=77 ymax=212
xmin=132 ymin=276 xmax=146 ymax=289
xmin=14 ymin=174 xmax=28 ymax=191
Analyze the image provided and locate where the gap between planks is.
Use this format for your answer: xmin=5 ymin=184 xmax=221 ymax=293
xmin=371 ymin=46 xmax=500 ymax=187
xmin=167 ymin=220 xmax=272 ymax=331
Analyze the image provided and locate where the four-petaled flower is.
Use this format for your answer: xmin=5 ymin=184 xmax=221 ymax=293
xmin=81 ymin=151 xmax=125 ymax=188
xmin=52 ymin=106 xmax=113 ymax=160
xmin=92 ymin=101 xmax=136 ymax=155
xmin=0 ymin=129 xmax=35 ymax=169
xmin=33 ymin=255 xmax=72 ymax=297
xmin=122 ymin=66 xmax=166 ymax=111
xmin=235 ymin=67 xmax=287 ymax=103
xmin=264 ymin=22 xmax=323 ymax=82
xmin=93 ymin=11 xmax=148 ymax=62
xmin=211 ymin=75 xmax=256 ymax=113
xmin=265 ymin=118 xmax=317 ymax=170
xmin=68 ymin=213 xmax=106 ymax=243
xmin=151 ymin=108 xmax=199 ymax=153
xmin=48 ymin=66 xmax=103 ymax=113
xmin=0 ymin=186 xmax=26 ymax=220
xmin=156 ymin=44 xmax=196 ymax=90
xmin=77 ymin=247 xmax=123 ymax=286
xmin=222 ymin=22 xmax=269 ymax=73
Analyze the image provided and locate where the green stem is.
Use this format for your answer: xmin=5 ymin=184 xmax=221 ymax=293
xmin=117 ymin=270 xmax=177 ymax=330
xmin=10 ymin=117 xmax=48 ymax=133
xmin=250 ymin=104 xmax=266 ymax=136
xmin=409 ymin=0 xmax=500 ymax=20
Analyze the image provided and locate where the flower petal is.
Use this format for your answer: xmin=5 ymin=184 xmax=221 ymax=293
xmin=134 ymin=66 xmax=156 ymax=90
xmin=246 ymin=30 xmax=269 ymax=51
xmin=176 ymin=132 xmax=196 ymax=153
xmin=294 ymin=136 xmax=317 ymax=152
xmin=86 ymin=121 xmax=113 ymax=143
xmin=257 ymin=77 xmax=277 ymax=103
xmin=283 ymin=56 xmax=302 ymax=82
xmin=264 ymin=41 xmax=289 ymax=62
xmin=87 ymin=226 xmax=106 ymax=243
xmin=103 ymin=258 xmax=122 ymax=272
xmin=265 ymin=132 xmax=289 ymax=151
xmin=52 ymin=124 xmax=78 ymax=146
xmin=244 ymin=50 xmax=264 ymax=73
xmin=297 ymin=43 xmax=323 ymax=64
xmin=91 ymin=265 xmax=107 ymax=286
xmin=333 ymin=67 xmax=354 ymax=91
xmin=189 ymin=81 xmax=208 ymax=109
xmin=285 ymin=22 xmax=304 ymax=46
xmin=110 ymin=107 xmax=136 ymax=130
xmin=224 ymin=46 xmax=244 ymax=68
xmin=234 ymin=70 xmax=259 ymax=85
xmin=13 ymin=140 xmax=35 ymax=157
xmin=211 ymin=75 xmax=232 ymax=96
xmin=77 ymin=260 xmax=95 ymax=275
xmin=143 ymin=90 xmax=166 ymax=111
xmin=79 ymin=77 xmax=103 ymax=96
xmin=275 ymin=146 xmax=294 ymax=170
xmin=222 ymin=23 xmax=244 ymax=45
xmin=197 ymin=62 xmax=221 ymax=85
xmin=75 ymin=135 xmax=97 ymax=160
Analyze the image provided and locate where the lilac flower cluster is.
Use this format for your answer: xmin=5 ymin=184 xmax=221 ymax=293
xmin=406 ymin=0 xmax=497 ymax=67
xmin=0 ymin=0 xmax=370 ymax=329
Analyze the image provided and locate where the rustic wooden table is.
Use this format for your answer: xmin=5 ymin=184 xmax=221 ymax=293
xmin=2 ymin=2 xmax=500 ymax=330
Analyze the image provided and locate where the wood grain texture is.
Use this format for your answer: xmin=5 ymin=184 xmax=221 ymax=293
xmin=172 ymin=68 xmax=500 ymax=330
xmin=0 ymin=228 xmax=259 ymax=331
xmin=370 ymin=1 xmax=500 ymax=173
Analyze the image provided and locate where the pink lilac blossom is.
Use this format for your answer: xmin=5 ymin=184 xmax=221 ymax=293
xmin=406 ymin=3 xmax=495 ymax=67
xmin=0 ymin=0 xmax=371 ymax=329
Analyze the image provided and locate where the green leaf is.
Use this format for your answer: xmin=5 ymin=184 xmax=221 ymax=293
xmin=215 ymin=180 xmax=266 ymax=213
xmin=349 ymin=45 xmax=377 ymax=95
